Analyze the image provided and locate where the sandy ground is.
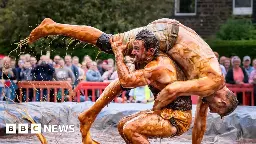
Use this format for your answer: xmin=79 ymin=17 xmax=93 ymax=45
xmin=0 ymin=125 xmax=255 ymax=144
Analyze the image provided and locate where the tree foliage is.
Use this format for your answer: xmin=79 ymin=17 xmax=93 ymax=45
xmin=216 ymin=18 xmax=256 ymax=40
xmin=0 ymin=0 xmax=173 ymax=60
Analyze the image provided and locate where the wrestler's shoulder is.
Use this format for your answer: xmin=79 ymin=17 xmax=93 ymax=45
xmin=144 ymin=55 xmax=176 ymax=72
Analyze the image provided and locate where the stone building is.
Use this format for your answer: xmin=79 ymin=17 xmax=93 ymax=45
xmin=171 ymin=0 xmax=255 ymax=38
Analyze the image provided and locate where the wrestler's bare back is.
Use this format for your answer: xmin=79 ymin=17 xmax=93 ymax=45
xmin=168 ymin=25 xmax=223 ymax=80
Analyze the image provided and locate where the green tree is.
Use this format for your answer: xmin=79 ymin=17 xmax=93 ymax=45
xmin=0 ymin=0 xmax=173 ymax=60
xmin=216 ymin=18 xmax=256 ymax=40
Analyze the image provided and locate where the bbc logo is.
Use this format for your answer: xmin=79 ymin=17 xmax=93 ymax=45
xmin=6 ymin=124 xmax=42 ymax=134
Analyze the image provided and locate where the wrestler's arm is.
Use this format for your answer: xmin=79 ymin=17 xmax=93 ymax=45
xmin=114 ymin=49 xmax=150 ymax=88
xmin=110 ymin=37 xmax=157 ymax=88
xmin=153 ymin=76 xmax=223 ymax=110
xmin=192 ymin=99 xmax=208 ymax=144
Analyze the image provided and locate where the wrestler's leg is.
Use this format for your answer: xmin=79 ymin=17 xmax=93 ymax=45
xmin=118 ymin=110 xmax=149 ymax=143
xmin=28 ymin=18 xmax=103 ymax=44
xmin=122 ymin=111 xmax=177 ymax=144
xmin=78 ymin=79 xmax=123 ymax=144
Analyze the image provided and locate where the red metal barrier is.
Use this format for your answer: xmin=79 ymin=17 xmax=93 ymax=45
xmin=18 ymin=81 xmax=73 ymax=102
xmin=75 ymin=82 xmax=255 ymax=105
xmin=226 ymin=84 xmax=254 ymax=106
xmin=17 ymin=81 xmax=255 ymax=105
xmin=74 ymin=82 xmax=126 ymax=103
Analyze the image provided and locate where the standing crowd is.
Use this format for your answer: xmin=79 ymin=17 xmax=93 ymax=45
xmin=0 ymin=54 xmax=118 ymax=102
xmin=215 ymin=53 xmax=256 ymax=104
xmin=0 ymin=53 xmax=255 ymax=104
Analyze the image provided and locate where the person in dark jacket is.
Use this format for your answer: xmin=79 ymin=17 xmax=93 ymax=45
xmin=65 ymin=55 xmax=79 ymax=86
xmin=226 ymin=56 xmax=248 ymax=84
xmin=31 ymin=56 xmax=55 ymax=81
xmin=225 ymin=56 xmax=248 ymax=104
xmin=31 ymin=55 xmax=55 ymax=101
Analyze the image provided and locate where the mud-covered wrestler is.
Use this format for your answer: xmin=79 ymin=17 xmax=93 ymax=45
xmin=109 ymin=30 xmax=192 ymax=143
xmin=28 ymin=18 xmax=238 ymax=144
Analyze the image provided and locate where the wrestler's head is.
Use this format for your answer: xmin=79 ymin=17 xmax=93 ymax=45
xmin=206 ymin=86 xmax=238 ymax=117
xmin=131 ymin=29 xmax=159 ymax=63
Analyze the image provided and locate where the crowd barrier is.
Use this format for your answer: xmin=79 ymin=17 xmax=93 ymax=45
xmin=17 ymin=81 xmax=73 ymax=102
xmin=17 ymin=81 xmax=255 ymax=106
xmin=226 ymin=84 xmax=254 ymax=106
xmin=74 ymin=82 xmax=126 ymax=103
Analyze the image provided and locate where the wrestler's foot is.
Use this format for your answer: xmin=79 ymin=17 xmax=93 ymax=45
xmin=28 ymin=18 xmax=56 ymax=43
xmin=80 ymin=123 xmax=99 ymax=144
xmin=79 ymin=111 xmax=97 ymax=143
xmin=78 ymin=110 xmax=95 ymax=131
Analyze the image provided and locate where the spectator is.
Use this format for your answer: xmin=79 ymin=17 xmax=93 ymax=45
xmin=243 ymin=56 xmax=254 ymax=76
xmin=83 ymin=55 xmax=92 ymax=69
xmin=85 ymin=61 xmax=102 ymax=100
xmin=72 ymin=56 xmax=85 ymax=81
xmin=108 ymin=58 xmax=115 ymax=67
xmin=124 ymin=56 xmax=135 ymax=72
xmin=226 ymin=56 xmax=248 ymax=84
xmin=0 ymin=57 xmax=18 ymax=102
xmin=53 ymin=55 xmax=61 ymax=68
xmin=214 ymin=52 xmax=226 ymax=76
xmin=100 ymin=60 xmax=109 ymax=75
xmin=97 ymin=60 xmax=104 ymax=75
xmin=224 ymin=58 xmax=231 ymax=72
xmin=101 ymin=64 xmax=115 ymax=81
xmin=65 ymin=55 xmax=79 ymax=85
xmin=20 ymin=61 xmax=32 ymax=81
xmin=226 ymin=56 xmax=248 ymax=105
xmin=65 ymin=55 xmax=79 ymax=86
xmin=249 ymin=59 xmax=256 ymax=84
xmin=219 ymin=56 xmax=226 ymax=65
xmin=249 ymin=59 xmax=256 ymax=105
xmin=24 ymin=54 xmax=31 ymax=62
xmin=10 ymin=58 xmax=16 ymax=69
xmin=81 ymin=62 xmax=88 ymax=79
xmin=86 ymin=61 xmax=102 ymax=82
xmin=108 ymin=70 xmax=118 ymax=82
xmin=30 ymin=57 xmax=37 ymax=68
xmin=20 ymin=61 xmax=33 ymax=101
xmin=19 ymin=55 xmax=25 ymax=61
xmin=32 ymin=55 xmax=55 ymax=81
xmin=16 ymin=59 xmax=25 ymax=81
xmin=72 ymin=56 xmax=80 ymax=66
xmin=128 ymin=85 xmax=154 ymax=103
xmin=83 ymin=55 xmax=92 ymax=63
xmin=54 ymin=58 xmax=75 ymax=85
xmin=86 ymin=60 xmax=92 ymax=70
xmin=31 ymin=55 xmax=55 ymax=101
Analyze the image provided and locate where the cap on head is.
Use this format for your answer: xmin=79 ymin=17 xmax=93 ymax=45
xmin=243 ymin=56 xmax=251 ymax=62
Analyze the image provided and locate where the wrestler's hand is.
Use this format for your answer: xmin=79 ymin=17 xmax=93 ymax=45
xmin=153 ymin=91 xmax=178 ymax=110
xmin=110 ymin=35 xmax=127 ymax=54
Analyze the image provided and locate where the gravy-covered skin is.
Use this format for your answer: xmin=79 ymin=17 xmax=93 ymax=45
xmin=28 ymin=18 xmax=238 ymax=144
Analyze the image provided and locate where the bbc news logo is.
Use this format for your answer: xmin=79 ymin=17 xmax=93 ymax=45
xmin=6 ymin=124 xmax=75 ymax=134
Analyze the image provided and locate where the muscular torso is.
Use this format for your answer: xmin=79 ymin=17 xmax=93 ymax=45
xmin=168 ymin=25 xmax=222 ymax=80
xmin=142 ymin=53 xmax=192 ymax=111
